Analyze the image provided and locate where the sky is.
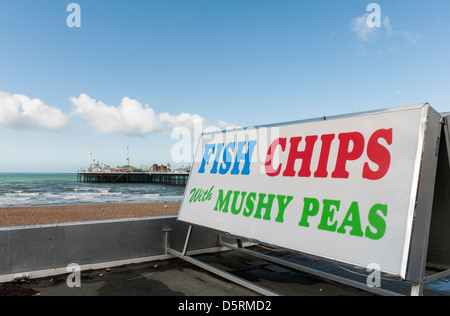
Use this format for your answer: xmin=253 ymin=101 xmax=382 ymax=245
xmin=0 ymin=0 xmax=449 ymax=172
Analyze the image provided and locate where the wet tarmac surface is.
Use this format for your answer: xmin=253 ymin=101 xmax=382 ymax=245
xmin=1 ymin=247 xmax=449 ymax=296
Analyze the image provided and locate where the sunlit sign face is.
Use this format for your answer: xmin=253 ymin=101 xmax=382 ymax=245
xmin=179 ymin=104 xmax=431 ymax=279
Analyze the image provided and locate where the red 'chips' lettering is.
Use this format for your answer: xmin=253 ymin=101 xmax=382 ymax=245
xmin=265 ymin=128 xmax=393 ymax=180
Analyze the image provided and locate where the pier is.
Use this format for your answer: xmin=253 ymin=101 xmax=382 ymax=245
xmin=77 ymin=171 xmax=189 ymax=186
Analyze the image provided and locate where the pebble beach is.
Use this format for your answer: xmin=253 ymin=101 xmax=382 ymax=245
xmin=0 ymin=203 xmax=181 ymax=227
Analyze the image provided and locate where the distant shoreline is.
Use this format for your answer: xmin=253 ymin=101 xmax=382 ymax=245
xmin=0 ymin=202 xmax=181 ymax=228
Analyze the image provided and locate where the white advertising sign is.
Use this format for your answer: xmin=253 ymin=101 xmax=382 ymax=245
xmin=178 ymin=104 xmax=431 ymax=279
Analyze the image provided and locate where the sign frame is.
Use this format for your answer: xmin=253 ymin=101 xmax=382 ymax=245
xmin=403 ymin=106 xmax=442 ymax=283
xmin=426 ymin=113 xmax=450 ymax=273
xmin=177 ymin=103 xmax=447 ymax=290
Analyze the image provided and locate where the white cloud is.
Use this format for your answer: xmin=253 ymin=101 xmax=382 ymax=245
xmin=351 ymin=13 xmax=420 ymax=46
xmin=0 ymin=91 xmax=237 ymax=136
xmin=70 ymin=94 xmax=163 ymax=135
xmin=351 ymin=14 xmax=377 ymax=42
xmin=70 ymin=93 xmax=236 ymax=136
xmin=383 ymin=16 xmax=393 ymax=36
xmin=350 ymin=13 xmax=392 ymax=42
xmin=0 ymin=91 xmax=70 ymax=131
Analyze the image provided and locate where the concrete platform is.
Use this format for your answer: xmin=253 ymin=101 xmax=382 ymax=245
xmin=1 ymin=247 xmax=449 ymax=297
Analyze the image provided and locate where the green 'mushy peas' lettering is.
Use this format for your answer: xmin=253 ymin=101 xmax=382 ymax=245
xmin=336 ymin=201 xmax=364 ymax=237
xmin=254 ymin=193 xmax=276 ymax=221
xmin=318 ymin=199 xmax=341 ymax=232
xmin=365 ymin=204 xmax=388 ymax=240
xmin=298 ymin=197 xmax=387 ymax=240
xmin=214 ymin=189 xmax=233 ymax=212
xmin=244 ymin=192 xmax=257 ymax=217
xmin=298 ymin=198 xmax=319 ymax=227
xmin=231 ymin=191 xmax=247 ymax=215
xmin=214 ymin=189 xmax=293 ymax=223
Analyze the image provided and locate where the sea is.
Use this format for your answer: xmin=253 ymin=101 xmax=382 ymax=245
xmin=0 ymin=173 xmax=186 ymax=208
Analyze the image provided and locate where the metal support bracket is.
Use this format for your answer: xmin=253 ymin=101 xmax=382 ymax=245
xmin=163 ymin=226 xmax=280 ymax=296
xmin=219 ymin=239 xmax=403 ymax=296
xmin=410 ymin=269 xmax=450 ymax=296
xmin=221 ymin=238 xmax=450 ymax=296
xmin=163 ymin=226 xmax=449 ymax=296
